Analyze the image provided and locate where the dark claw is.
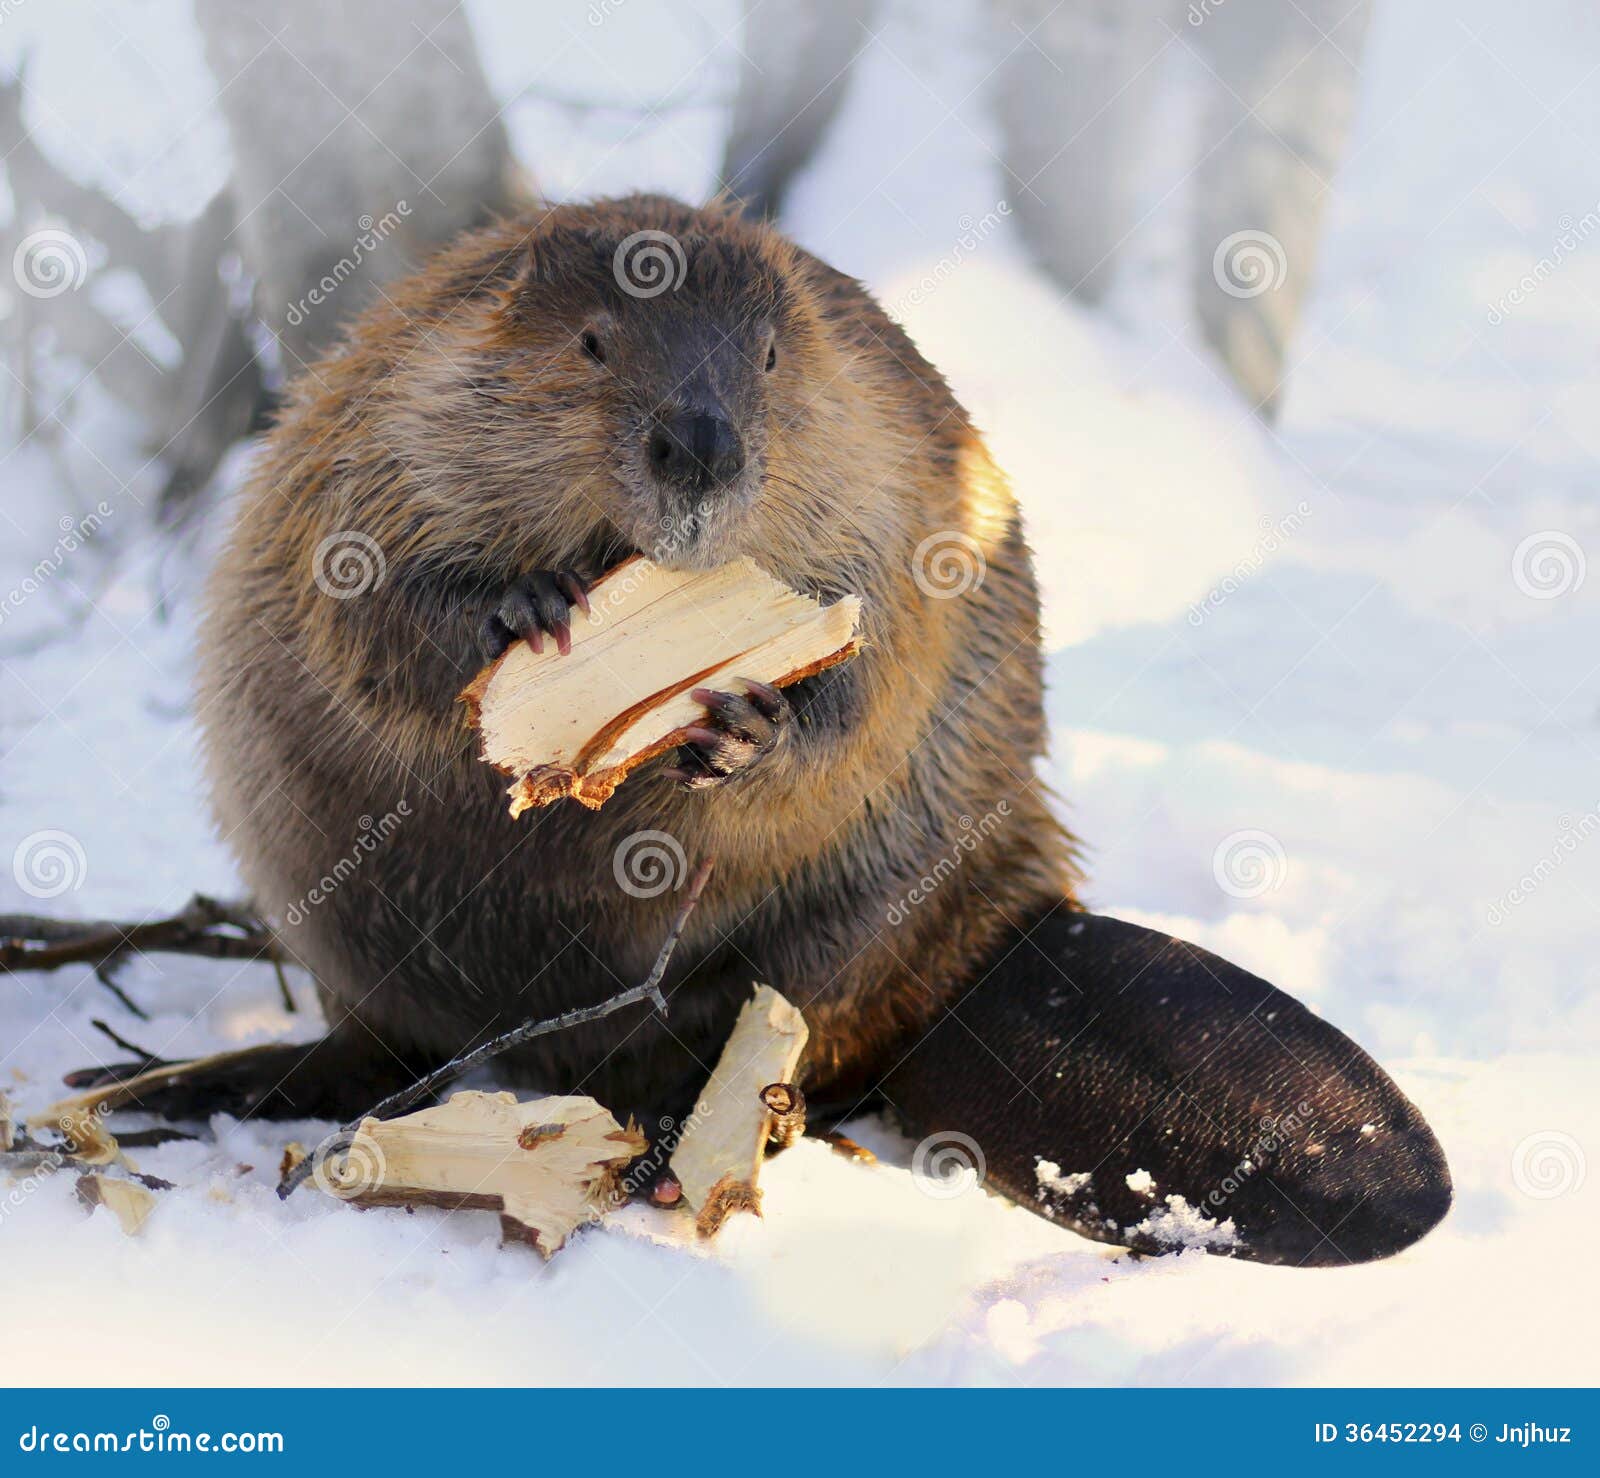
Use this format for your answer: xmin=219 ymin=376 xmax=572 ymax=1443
xmin=671 ymin=677 xmax=792 ymax=789
xmin=480 ymin=569 xmax=589 ymax=661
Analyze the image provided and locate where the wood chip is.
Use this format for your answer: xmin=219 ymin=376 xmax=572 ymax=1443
xmin=312 ymin=1090 xmax=646 ymax=1258
xmin=0 ymin=1089 xmax=13 ymax=1153
xmin=670 ymin=984 xmax=809 ymax=1237
xmin=76 ymin=1172 xmax=158 ymax=1236
xmin=461 ymin=556 xmax=863 ymax=813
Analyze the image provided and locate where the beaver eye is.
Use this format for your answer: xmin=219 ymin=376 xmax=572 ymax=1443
xmin=581 ymin=329 xmax=605 ymax=364
xmin=765 ymin=340 xmax=777 ymax=373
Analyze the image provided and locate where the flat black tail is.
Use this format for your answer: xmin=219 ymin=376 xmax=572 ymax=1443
xmin=883 ymin=909 xmax=1451 ymax=1267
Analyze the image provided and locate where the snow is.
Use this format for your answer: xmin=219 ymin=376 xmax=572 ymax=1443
xmin=3 ymin=1 xmax=1597 ymax=1387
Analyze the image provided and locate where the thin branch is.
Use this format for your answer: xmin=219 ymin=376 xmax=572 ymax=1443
xmin=279 ymin=856 xmax=715 ymax=1200
xmin=0 ymin=894 xmax=280 ymax=974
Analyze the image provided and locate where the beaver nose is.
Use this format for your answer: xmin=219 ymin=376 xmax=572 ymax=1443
xmin=647 ymin=411 xmax=746 ymax=491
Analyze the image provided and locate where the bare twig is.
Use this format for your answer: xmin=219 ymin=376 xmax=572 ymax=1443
xmin=0 ymin=894 xmax=282 ymax=978
xmin=279 ymin=857 xmax=715 ymax=1200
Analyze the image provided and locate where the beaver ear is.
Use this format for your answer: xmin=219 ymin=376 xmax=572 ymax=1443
xmin=883 ymin=910 xmax=1452 ymax=1267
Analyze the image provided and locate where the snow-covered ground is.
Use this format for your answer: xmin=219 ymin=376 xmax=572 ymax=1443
xmin=3 ymin=1 xmax=1596 ymax=1386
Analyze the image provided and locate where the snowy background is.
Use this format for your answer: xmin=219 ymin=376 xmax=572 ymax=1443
xmin=2 ymin=0 xmax=1596 ymax=1385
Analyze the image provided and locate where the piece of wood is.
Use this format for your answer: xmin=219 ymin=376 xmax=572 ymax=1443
xmin=76 ymin=1172 xmax=159 ymax=1236
xmin=460 ymin=557 xmax=863 ymax=814
xmin=0 ymin=1089 xmax=13 ymax=1153
xmin=670 ymin=984 xmax=809 ymax=1237
xmin=311 ymin=1090 xmax=646 ymax=1259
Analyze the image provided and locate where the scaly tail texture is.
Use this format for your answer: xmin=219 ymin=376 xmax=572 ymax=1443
xmin=883 ymin=910 xmax=1451 ymax=1267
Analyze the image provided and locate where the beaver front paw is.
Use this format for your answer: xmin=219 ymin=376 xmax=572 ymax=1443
xmin=667 ymin=679 xmax=792 ymax=790
xmin=478 ymin=569 xmax=590 ymax=659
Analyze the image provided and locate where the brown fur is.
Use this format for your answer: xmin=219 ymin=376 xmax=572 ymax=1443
xmin=197 ymin=194 xmax=1078 ymax=1117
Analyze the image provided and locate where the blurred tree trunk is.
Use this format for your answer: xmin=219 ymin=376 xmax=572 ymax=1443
xmin=3 ymin=3 xmax=520 ymax=529
xmin=721 ymin=0 xmax=879 ymax=219
xmin=990 ymin=0 xmax=1371 ymax=418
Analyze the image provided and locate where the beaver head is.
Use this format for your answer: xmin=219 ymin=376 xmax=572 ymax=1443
xmin=383 ymin=194 xmax=866 ymax=579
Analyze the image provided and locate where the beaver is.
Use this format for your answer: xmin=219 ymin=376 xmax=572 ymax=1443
xmin=115 ymin=195 xmax=1449 ymax=1266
